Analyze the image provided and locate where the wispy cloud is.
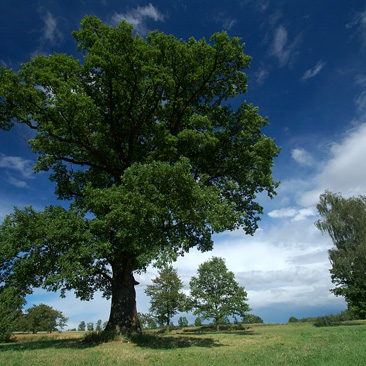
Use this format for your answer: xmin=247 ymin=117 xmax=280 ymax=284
xmin=301 ymin=61 xmax=326 ymax=82
xmin=241 ymin=0 xmax=270 ymax=13
xmin=253 ymin=66 xmax=270 ymax=85
xmin=213 ymin=13 xmax=236 ymax=31
xmin=41 ymin=10 xmax=63 ymax=45
xmin=269 ymin=25 xmax=300 ymax=67
xmin=355 ymin=91 xmax=366 ymax=116
xmin=112 ymin=3 xmax=165 ymax=36
xmin=6 ymin=175 xmax=29 ymax=188
xmin=0 ymin=154 xmax=34 ymax=179
xmin=355 ymin=74 xmax=366 ymax=86
xmin=346 ymin=9 xmax=366 ymax=50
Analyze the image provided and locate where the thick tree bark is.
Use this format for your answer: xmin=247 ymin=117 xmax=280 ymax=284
xmin=105 ymin=262 xmax=142 ymax=336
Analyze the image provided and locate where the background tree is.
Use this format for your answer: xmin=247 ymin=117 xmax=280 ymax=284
xmin=189 ymin=257 xmax=250 ymax=330
xmin=96 ymin=319 xmax=102 ymax=332
xmin=178 ymin=316 xmax=189 ymax=328
xmin=78 ymin=321 xmax=86 ymax=331
xmin=0 ymin=287 xmax=25 ymax=342
xmin=24 ymin=304 xmax=67 ymax=333
xmin=194 ymin=317 xmax=202 ymax=327
xmin=242 ymin=314 xmax=263 ymax=324
xmin=138 ymin=312 xmax=158 ymax=329
xmin=145 ymin=265 xmax=187 ymax=332
xmin=87 ymin=322 xmax=94 ymax=332
xmin=0 ymin=16 xmax=279 ymax=336
xmin=316 ymin=191 xmax=366 ymax=319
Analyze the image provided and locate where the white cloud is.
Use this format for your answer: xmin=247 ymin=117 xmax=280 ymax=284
xmin=291 ymin=147 xmax=315 ymax=166
xmin=268 ymin=206 xmax=317 ymax=221
xmin=112 ymin=3 xmax=165 ymax=36
xmin=268 ymin=207 xmax=297 ymax=218
xmin=301 ymin=60 xmax=326 ymax=82
xmin=300 ymin=122 xmax=366 ymax=206
xmin=269 ymin=25 xmax=300 ymax=67
xmin=0 ymin=154 xmax=34 ymax=179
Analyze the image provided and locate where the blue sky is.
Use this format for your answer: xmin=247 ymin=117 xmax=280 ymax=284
xmin=1 ymin=0 xmax=366 ymax=328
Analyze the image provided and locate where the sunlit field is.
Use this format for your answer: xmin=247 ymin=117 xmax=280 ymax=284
xmin=1 ymin=322 xmax=366 ymax=366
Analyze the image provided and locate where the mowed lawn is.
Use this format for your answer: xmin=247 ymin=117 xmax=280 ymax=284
xmin=1 ymin=322 xmax=366 ymax=366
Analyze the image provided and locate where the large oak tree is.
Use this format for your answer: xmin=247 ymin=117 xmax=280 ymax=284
xmin=0 ymin=16 xmax=279 ymax=336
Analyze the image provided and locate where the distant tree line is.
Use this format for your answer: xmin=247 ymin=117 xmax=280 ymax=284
xmin=288 ymin=310 xmax=359 ymax=327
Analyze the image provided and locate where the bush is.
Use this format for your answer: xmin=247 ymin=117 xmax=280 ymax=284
xmin=83 ymin=330 xmax=120 ymax=343
xmin=288 ymin=316 xmax=299 ymax=323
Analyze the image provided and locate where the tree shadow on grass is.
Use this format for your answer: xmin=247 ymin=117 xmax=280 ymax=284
xmin=181 ymin=326 xmax=258 ymax=337
xmin=0 ymin=338 xmax=97 ymax=352
xmin=131 ymin=334 xmax=225 ymax=349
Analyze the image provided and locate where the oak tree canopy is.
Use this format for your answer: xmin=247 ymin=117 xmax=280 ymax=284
xmin=0 ymin=16 xmax=279 ymax=335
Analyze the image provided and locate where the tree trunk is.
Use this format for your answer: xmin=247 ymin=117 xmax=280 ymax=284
xmin=105 ymin=262 xmax=141 ymax=337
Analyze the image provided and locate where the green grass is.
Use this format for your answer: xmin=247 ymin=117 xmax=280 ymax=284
xmin=1 ymin=322 xmax=366 ymax=366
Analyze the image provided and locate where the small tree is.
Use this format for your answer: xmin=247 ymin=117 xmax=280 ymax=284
xmin=96 ymin=319 xmax=102 ymax=332
xmin=190 ymin=257 xmax=250 ymax=330
xmin=87 ymin=322 xmax=94 ymax=332
xmin=316 ymin=191 xmax=366 ymax=318
xmin=194 ymin=317 xmax=202 ymax=327
xmin=145 ymin=266 xmax=187 ymax=332
xmin=25 ymin=304 xmax=67 ymax=333
xmin=178 ymin=316 xmax=189 ymax=328
xmin=0 ymin=287 xmax=25 ymax=342
xmin=78 ymin=321 xmax=86 ymax=331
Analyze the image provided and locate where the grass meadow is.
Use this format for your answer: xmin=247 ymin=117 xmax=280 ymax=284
xmin=1 ymin=322 xmax=366 ymax=366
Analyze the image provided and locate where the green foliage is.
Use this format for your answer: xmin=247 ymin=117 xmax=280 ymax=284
xmin=288 ymin=310 xmax=358 ymax=326
xmin=316 ymin=191 xmax=366 ymax=318
xmin=194 ymin=317 xmax=202 ymax=326
xmin=242 ymin=314 xmax=263 ymax=324
xmin=0 ymin=287 xmax=25 ymax=342
xmin=78 ymin=321 xmax=86 ymax=331
xmin=189 ymin=257 xmax=250 ymax=330
xmin=178 ymin=316 xmax=189 ymax=328
xmin=138 ymin=313 xmax=158 ymax=330
xmin=96 ymin=319 xmax=102 ymax=332
xmin=145 ymin=266 xmax=187 ymax=332
xmin=83 ymin=330 xmax=119 ymax=343
xmin=87 ymin=322 xmax=94 ymax=332
xmin=0 ymin=15 xmax=279 ymax=335
xmin=21 ymin=304 xmax=68 ymax=333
